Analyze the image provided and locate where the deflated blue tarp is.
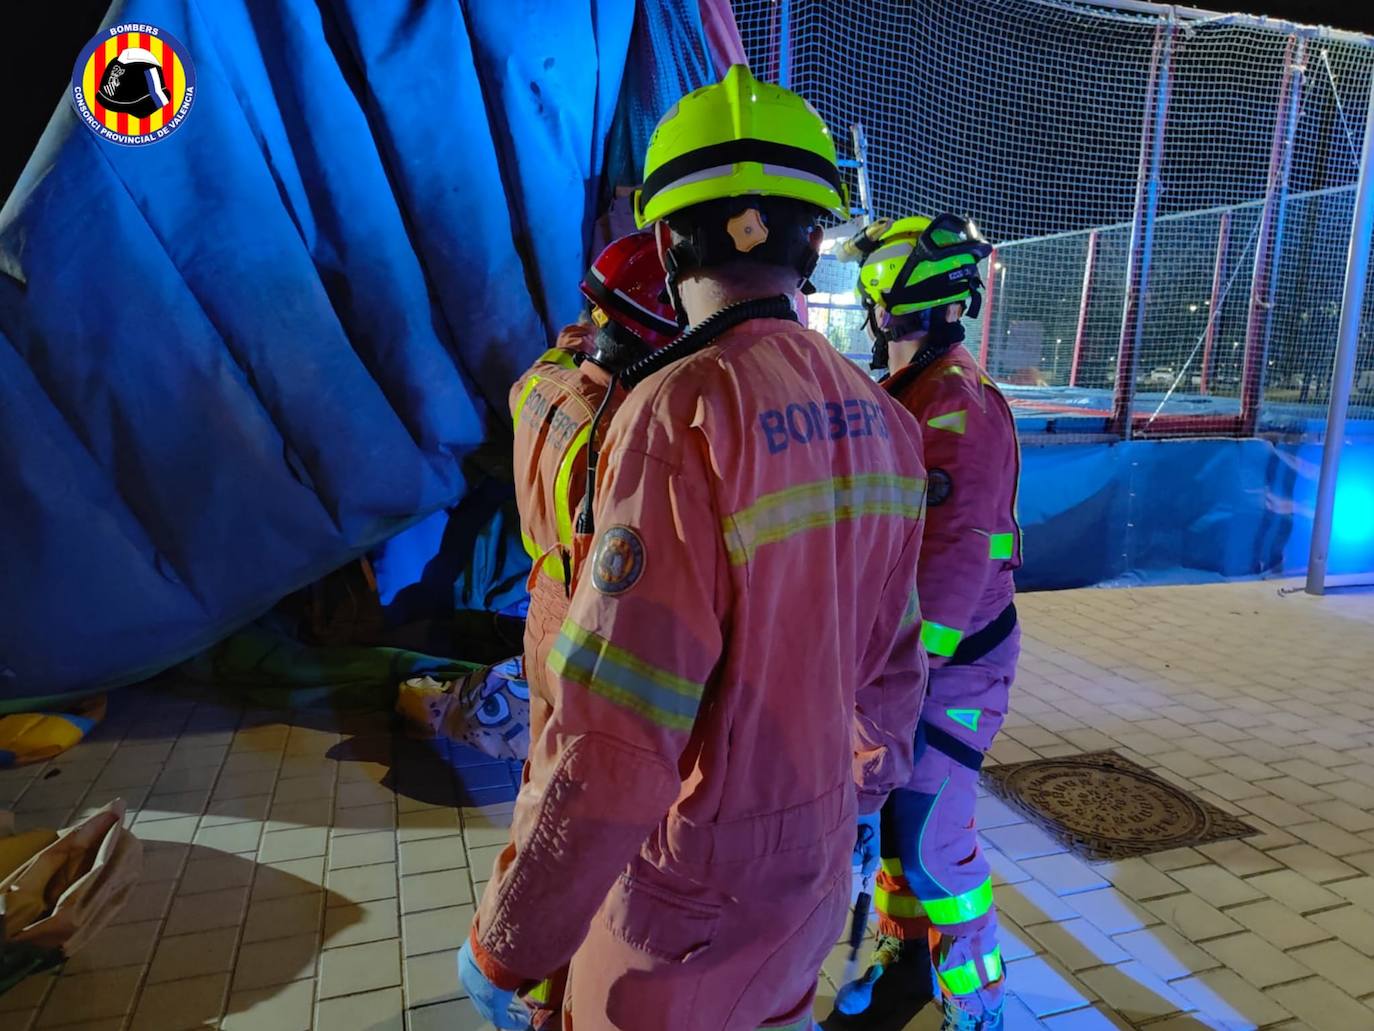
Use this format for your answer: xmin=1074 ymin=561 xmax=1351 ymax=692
xmin=0 ymin=0 xmax=633 ymax=704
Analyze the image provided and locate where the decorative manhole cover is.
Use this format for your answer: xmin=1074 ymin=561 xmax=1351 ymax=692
xmin=981 ymin=749 xmax=1257 ymax=861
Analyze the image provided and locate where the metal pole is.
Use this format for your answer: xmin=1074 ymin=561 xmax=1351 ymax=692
xmin=778 ymin=0 xmax=791 ymax=88
xmin=1306 ymin=79 xmax=1374 ymax=595
xmin=1111 ymin=22 xmax=1174 ymax=438
xmin=850 ymin=123 xmax=874 ymax=222
xmin=1070 ymin=229 xmax=1099 ymax=387
xmin=1199 ymin=210 xmax=1231 ymax=396
xmin=980 ymin=247 xmax=999 ymax=369
xmin=1241 ymin=36 xmax=1305 ymax=436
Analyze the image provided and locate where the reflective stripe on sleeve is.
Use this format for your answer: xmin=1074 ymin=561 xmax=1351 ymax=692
xmin=722 ymin=474 xmax=925 ymax=566
xmin=548 ymin=621 xmax=704 ymax=731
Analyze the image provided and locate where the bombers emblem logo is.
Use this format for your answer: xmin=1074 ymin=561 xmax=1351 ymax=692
xmin=71 ymin=23 xmax=195 ymax=145
xmin=591 ymin=526 xmax=646 ymax=596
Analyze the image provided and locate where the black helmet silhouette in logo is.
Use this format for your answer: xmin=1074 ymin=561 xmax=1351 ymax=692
xmin=97 ymin=47 xmax=170 ymax=119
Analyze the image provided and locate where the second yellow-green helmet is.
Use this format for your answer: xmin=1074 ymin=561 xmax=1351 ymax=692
xmin=634 ymin=64 xmax=847 ymax=228
xmin=844 ymin=214 xmax=993 ymax=318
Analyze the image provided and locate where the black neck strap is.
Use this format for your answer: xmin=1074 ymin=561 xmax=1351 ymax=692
xmin=620 ymin=295 xmax=798 ymax=390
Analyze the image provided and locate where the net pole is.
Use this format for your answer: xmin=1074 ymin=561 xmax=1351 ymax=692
xmin=979 ymin=247 xmax=999 ymax=369
xmin=778 ymin=0 xmax=791 ymax=87
xmin=1199 ymin=210 xmax=1231 ymax=396
xmin=1306 ymin=78 xmax=1374 ymax=595
xmin=1069 ymin=229 xmax=1099 ymax=388
xmin=1241 ymin=36 xmax=1306 ymax=436
xmin=1111 ymin=21 xmax=1174 ymax=439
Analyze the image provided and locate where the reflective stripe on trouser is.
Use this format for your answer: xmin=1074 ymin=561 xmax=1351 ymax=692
xmin=874 ymin=655 xmax=1015 ymax=1000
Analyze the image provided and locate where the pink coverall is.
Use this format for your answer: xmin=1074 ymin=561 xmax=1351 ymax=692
xmin=473 ymin=317 xmax=930 ymax=1030
xmin=875 ymin=342 xmax=1022 ymax=1014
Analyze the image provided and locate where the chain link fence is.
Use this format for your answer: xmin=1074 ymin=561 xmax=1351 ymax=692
xmin=732 ymin=0 xmax=1374 ymax=440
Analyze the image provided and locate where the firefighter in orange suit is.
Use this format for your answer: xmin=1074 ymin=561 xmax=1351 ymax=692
xmin=458 ymin=65 xmax=931 ymax=1030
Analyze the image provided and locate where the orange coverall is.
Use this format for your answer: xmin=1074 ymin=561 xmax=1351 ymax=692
xmin=509 ymin=323 xmax=616 ymax=744
xmin=474 ymin=317 xmax=930 ymax=1030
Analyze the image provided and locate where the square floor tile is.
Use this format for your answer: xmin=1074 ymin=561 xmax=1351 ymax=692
xmin=259 ymin=826 xmax=329 ymax=863
xmin=324 ymin=897 xmax=401 ymax=948
xmin=146 ymin=926 xmax=238 ymax=984
xmin=984 ymin=822 xmax=1068 ymax=861
xmin=63 ymin=916 xmax=160 ymax=975
xmin=1026 ymin=918 xmax=1129 ymax=972
xmin=1077 ymin=961 xmax=1188 ymax=1023
xmin=330 ymin=830 xmax=398 ymax=870
xmin=1200 ymin=932 xmax=1309 ymax=989
xmin=1172 ymin=968 xmax=1293 ymax=1029
xmin=1267 ymin=977 xmax=1374 ymax=1031
xmin=243 ymin=891 xmax=324 ymax=943
xmin=316 ymin=986 xmax=404 ymax=1031
xmin=253 ymin=856 xmax=327 ymax=901
xmin=1064 ymin=888 xmax=1154 ymax=936
xmin=399 ymin=835 xmax=468 ymax=876
xmin=1226 ymin=898 xmax=1332 ymax=950
xmin=329 ymin=861 xmax=398 ymax=906
xmin=1290 ymin=939 xmax=1374 ymax=998
xmin=233 ymin=932 xmax=321 ymax=992
xmin=224 ymin=978 xmax=316 ymax=1031
xmin=319 ymin=939 xmax=402 ymax=999
xmin=403 ymin=905 xmax=475 ymax=957
xmin=1020 ymin=854 xmax=1110 ymax=897
xmin=404 ymin=949 xmax=463 ymax=1008
xmin=407 ymin=999 xmax=490 ymax=1031
xmin=401 ymin=870 xmax=474 ymax=914
xmin=1309 ymin=905 xmax=1374 ymax=956
xmin=1143 ymin=894 xmax=1243 ymax=942
xmin=1169 ymin=865 xmax=1264 ymax=908
xmin=35 ymin=967 xmax=143 ymax=1026
xmin=1246 ymin=870 xmax=1343 ymax=915
xmin=129 ymin=971 xmax=229 ymax=1030
xmin=164 ymin=884 xmax=250 ymax=936
xmin=1111 ymin=926 xmax=1218 ymax=982
xmin=1003 ymin=955 xmax=1093 ymax=1019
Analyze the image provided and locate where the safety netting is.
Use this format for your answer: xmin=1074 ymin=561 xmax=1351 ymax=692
xmin=733 ymin=0 xmax=1374 ymax=440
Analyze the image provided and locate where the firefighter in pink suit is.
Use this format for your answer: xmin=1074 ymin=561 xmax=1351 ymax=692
xmin=832 ymin=215 xmax=1022 ymax=1031
xmin=458 ymin=65 xmax=930 ymax=1031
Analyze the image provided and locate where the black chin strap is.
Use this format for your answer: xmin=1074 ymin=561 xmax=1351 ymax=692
xmin=620 ymin=295 xmax=797 ymax=389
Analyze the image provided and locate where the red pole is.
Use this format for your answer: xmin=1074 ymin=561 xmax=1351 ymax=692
xmin=1199 ymin=210 xmax=1230 ymax=396
xmin=1240 ymin=36 xmax=1305 ymax=436
xmin=1069 ymin=230 xmax=1098 ymax=387
xmin=979 ymin=247 xmax=998 ymax=369
xmin=1110 ymin=24 xmax=1172 ymax=438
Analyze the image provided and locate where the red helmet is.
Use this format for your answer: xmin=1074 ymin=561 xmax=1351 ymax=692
xmin=580 ymin=232 xmax=679 ymax=349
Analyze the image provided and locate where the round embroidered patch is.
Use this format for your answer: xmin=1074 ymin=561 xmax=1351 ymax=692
xmin=928 ymin=468 xmax=953 ymax=507
xmin=591 ymin=525 xmax=646 ymax=595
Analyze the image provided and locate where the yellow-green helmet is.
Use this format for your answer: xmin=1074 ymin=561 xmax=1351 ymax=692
xmin=634 ymin=65 xmax=846 ymax=228
xmin=846 ymin=214 xmax=993 ymax=318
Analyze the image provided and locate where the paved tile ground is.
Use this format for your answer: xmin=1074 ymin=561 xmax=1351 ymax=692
xmin=2 ymin=579 xmax=1372 ymax=1029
